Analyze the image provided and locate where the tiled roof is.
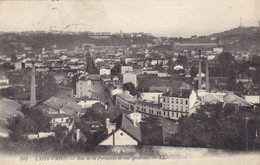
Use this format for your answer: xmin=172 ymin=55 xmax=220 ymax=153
xmin=112 ymin=113 xmax=142 ymax=143
xmin=223 ymin=93 xmax=253 ymax=107
xmin=204 ymin=93 xmax=224 ymax=104
xmin=162 ymin=90 xmax=191 ymax=98
xmin=43 ymin=96 xmax=83 ymax=114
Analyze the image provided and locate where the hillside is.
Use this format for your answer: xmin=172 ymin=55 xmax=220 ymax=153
xmin=0 ymin=32 xmax=154 ymax=55
xmin=210 ymin=27 xmax=260 ymax=53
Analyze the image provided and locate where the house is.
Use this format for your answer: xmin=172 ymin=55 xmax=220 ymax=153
xmin=197 ymin=90 xmax=253 ymax=107
xmin=141 ymin=92 xmax=162 ymax=103
xmin=213 ymin=47 xmax=223 ymax=54
xmin=135 ymin=100 xmax=162 ymax=118
xmin=245 ymin=95 xmax=260 ymax=105
xmin=121 ymin=65 xmax=133 ymax=75
xmin=77 ymin=98 xmax=100 ymax=108
xmin=158 ymin=71 xmax=168 ymax=77
xmin=0 ymin=75 xmax=11 ymax=89
xmin=99 ymin=113 xmax=142 ymax=145
xmin=161 ymin=90 xmax=197 ymax=120
xmin=47 ymin=114 xmax=74 ymax=131
xmin=99 ymin=67 xmax=111 ymax=76
xmin=236 ymin=74 xmax=253 ymax=83
xmin=76 ymin=79 xmax=92 ymax=98
xmin=38 ymin=96 xmax=85 ymax=117
xmin=115 ymin=92 xmax=137 ymax=111
xmin=123 ymin=72 xmax=137 ymax=87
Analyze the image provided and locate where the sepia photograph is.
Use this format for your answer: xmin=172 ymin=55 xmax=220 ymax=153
xmin=0 ymin=0 xmax=259 ymax=164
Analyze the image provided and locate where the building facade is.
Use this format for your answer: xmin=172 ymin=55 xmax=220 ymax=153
xmin=161 ymin=90 xmax=197 ymax=120
xmin=121 ymin=65 xmax=133 ymax=75
xmin=123 ymin=72 xmax=137 ymax=87
xmin=76 ymin=79 xmax=92 ymax=98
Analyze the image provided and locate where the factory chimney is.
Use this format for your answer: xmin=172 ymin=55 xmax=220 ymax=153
xmin=206 ymin=59 xmax=210 ymax=92
xmin=30 ymin=64 xmax=36 ymax=107
xmin=198 ymin=50 xmax=202 ymax=90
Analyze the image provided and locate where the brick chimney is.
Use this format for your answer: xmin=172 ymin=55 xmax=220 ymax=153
xmin=76 ymin=129 xmax=80 ymax=142
xmin=30 ymin=64 xmax=36 ymax=107
xmin=206 ymin=59 xmax=210 ymax=92
xmin=198 ymin=50 xmax=202 ymax=90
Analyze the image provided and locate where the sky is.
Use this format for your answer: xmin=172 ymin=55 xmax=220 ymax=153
xmin=0 ymin=0 xmax=259 ymax=37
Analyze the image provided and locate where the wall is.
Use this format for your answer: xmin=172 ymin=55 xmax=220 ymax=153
xmin=99 ymin=130 xmax=138 ymax=146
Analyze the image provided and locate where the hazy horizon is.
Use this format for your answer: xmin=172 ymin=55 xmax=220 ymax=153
xmin=0 ymin=0 xmax=259 ymax=37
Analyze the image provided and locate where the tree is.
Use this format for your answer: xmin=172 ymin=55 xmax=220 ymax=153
xmin=37 ymin=73 xmax=59 ymax=100
xmin=8 ymin=107 xmax=51 ymax=141
xmin=140 ymin=117 xmax=163 ymax=145
xmin=176 ymin=55 xmax=188 ymax=66
xmin=175 ymin=103 xmax=257 ymax=150
xmin=190 ymin=65 xmax=198 ymax=78
xmin=123 ymin=82 xmax=139 ymax=96
xmin=111 ymin=64 xmax=121 ymax=76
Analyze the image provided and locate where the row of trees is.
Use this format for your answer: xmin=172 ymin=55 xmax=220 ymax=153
xmin=7 ymin=107 xmax=51 ymax=141
xmin=172 ymin=104 xmax=260 ymax=151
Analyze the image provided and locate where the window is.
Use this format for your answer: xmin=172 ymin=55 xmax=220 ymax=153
xmin=181 ymin=99 xmax=183 ymax=104
xmin=120 ymin=132 xmax=124 ymax=136
xmin=167 ymin=111 xmax=170 ymax=116
xmin=171 ymin=98 xmax=174 ymax=103
xmin=176 ymin=99 xmax=178 ymax=104
xmin=163 ymin=97 xmax=165 ymax=102
xmin=176 ymin=106 xmax=178 ymax=110
xmin=172 ymin=112 xmax=174 ymax=117
xmin=167 ymin=98 xmax=169 ymax=103
xmin=181 ymin=106 xmax=183 ymax=111
xmin=164 ymin=111 xmax=166 ymax=116
xmin=176 ymin=113 xmax=179 ymax=118
xmin=186 ymin=100 xmax=188 ymax=104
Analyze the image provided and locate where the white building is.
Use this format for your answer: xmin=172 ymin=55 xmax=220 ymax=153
xmin=121 ymin=65 xmax=133 ymax=75
xmin=99 ymin=114 xmax=141 ymax=146
xmin=76 ymin=79 xmax=92 ymax=98
xmin=99 ymin=68 xmax=111 ymax=76
xmin=158 ymin=72 xmax=168 ymax=77
xmin=123 ymin=72 xmax=137 ymax=87
xmin=245 ymin=95 xmax=260 ymax=104
xmin=213 ymin=47 xmax=223 ymax=54
xmin=0 ymin=75 xmax=10 ymax=89
xmin=14 ymin=62 xmax=22 ymax=70
xmin=161 ymin=90 xmax=197 ymax=120
xmin=115 ymin=92 xmax=137 ymax=111
xmin=141 ymin=92 xmax=163 ymax=103
xmin=77 ymin=98 xmax=100 ymax=108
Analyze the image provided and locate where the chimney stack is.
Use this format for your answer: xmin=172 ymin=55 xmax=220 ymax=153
xmin=198 ymin=50 xmax=202 ymax=90
xmin=206 ymin=59 xmax=210 ymax=92
xmin=106 ymin=118 xmax=110 ymax=129
xmin=30 ymin=64 xmax=36 ymax=107
xmin=76 ymin=129 xmax=80 ymax=142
